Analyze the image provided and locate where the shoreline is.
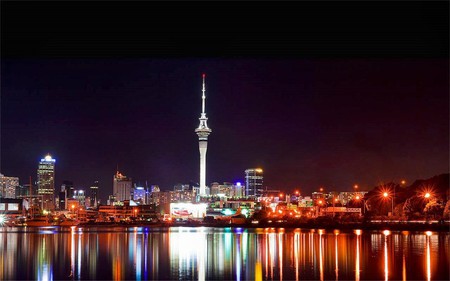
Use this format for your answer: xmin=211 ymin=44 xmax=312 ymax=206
xmin=3 ymin=221 xmax=447 ymax=233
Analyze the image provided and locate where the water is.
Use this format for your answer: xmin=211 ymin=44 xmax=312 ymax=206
xmin=0 ymin=226 xmax=448 ymax=280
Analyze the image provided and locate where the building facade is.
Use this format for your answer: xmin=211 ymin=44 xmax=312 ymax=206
xmin=61 ymin=180 xmax=74 ymax=199
xmin=245 ymin=168 xmax=264 ymax=197
xmin=0 ymin=174 xmax=19 ymax=198
xmin=37 ymin=154 xmax=56 ymax=210
xmin=113 ymin=171 xmax=132 ymax=203
xmin=90 ymin=180 xmax=99 ymax=208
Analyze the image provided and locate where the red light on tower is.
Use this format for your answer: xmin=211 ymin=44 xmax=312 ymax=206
xmin=202 ymin=73 xmax=206 ymax=78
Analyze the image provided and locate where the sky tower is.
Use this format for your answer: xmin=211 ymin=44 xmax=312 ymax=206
xmin=195 ymin=73 xmax=212 ymax=196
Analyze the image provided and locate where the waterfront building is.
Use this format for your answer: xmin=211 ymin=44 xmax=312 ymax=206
xmin=232 ymin=182 xmax=244 ymax=198
xmin=210 ymin=182 xmax=220 ymax=196
xmin=37 ymin=154 xmax=56 ymax=210
xmin=194 ymin=74 xmax=212 ymax=197
xmin=113 ymin=170 xmax=132 ymax=202
xmin=245 ymin=168 xmax=264 ymax=197
xmin=90 ymin=180 xmax=99 ymax=208
xmin=0 ymin=174 xmax=19 ymax=198
xmin=0 ymin=198 xmax=23 ymax=215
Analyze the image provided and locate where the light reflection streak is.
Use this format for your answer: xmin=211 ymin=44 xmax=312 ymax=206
xmin=335 ymin=231 xmax=339 ymax=281
xmin=355 ymin=231 xmax=360 ymax=281
xmin=384 ymin=231 xmax=390 ymax=281
xmin=294 ymin=232 xmax=299 ymax=281
xmin=169 ymin=228 xmax=207 ymax=280
xmin=70 ymin=228 xmax=75 ymax=280
xmin=265 ymin=232 xmax=268 ymax=279
xmin=236 ymin=234 xmax=241 ymax=281
xmin=255 ymin=261 xmax=262 ymax=281
xmin=197 ymin=228 xmax=206 ymax=281
xmin=319 ymin=230 xmax=324 ymax=281
xmin=135 ymin=231 xmax=141 ymax=280
xmin=426 ymin=231 xmax=431 ymax=281
xmin=77 ymin=231 xmax=81 ymax=279
xmin=309 ymin=230 xmax=314 ymax=275
xmin=37 ymin=236 xmax=53 ymax=281
xmin=278 ymin=232 xmax=283 ymax=281
xmin=402 ymin=254 xmax=406 ymax=281
xmin=270 ymin=232 xmax=275 ymax=279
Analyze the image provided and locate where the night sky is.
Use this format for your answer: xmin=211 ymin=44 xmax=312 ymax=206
xmin=1 ymin=1 xmax=448 ymax=202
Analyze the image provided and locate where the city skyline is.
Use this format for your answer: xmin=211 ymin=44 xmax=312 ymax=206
xmin=1 ymin=1 xmax=448 ymax=202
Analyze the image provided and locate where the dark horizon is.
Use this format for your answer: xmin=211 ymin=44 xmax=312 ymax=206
xmin=1 ymin=1 xmax=448 ymax=202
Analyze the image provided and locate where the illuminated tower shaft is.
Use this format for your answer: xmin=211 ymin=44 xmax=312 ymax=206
xmin=195 ymin=74 xmax=212 ymax=196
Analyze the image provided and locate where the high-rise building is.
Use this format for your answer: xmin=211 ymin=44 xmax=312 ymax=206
xmin=113 ymin=170 xmax=132 ymax=202
xmin=0 ymin=174 xmax=19 ymax=198
xmin=133 ymin=185 xmax=146 ymax=204
xmin=90 ymin=180 xmax=99 ymax=208
xmin=58 ymin=180 xmax=74 ymax=210
xmin=74 ymin=189 xmax=86 ymax=207
xmin=245 ymin=168 xmax=264 ymax=197
xmin=61 ymin=180 xmax=74 ymax=199
xmin=194 ymin=74 xmax=212 ymax=197
xmin=37 ymin=154 xmax=56 ymax=210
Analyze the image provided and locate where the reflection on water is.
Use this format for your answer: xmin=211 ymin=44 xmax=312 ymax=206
xmin=0 ymin=226 xmax=448 ymax=280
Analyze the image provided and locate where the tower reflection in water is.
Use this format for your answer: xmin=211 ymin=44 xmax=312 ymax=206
xmin=0 ymin=227 xmax=448 ymax=280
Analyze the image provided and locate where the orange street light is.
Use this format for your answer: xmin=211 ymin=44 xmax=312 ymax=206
xmin=382 ymin=192 xmax=393 ymax=216
xmin=424 ymin=192 xmax=431 ymax=199
xmin=355 ymin=195 xmax=365 ymax=215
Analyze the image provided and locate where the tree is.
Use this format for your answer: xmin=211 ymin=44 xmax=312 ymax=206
xmin=443 ymin=200 xmax=450 ymax=220
xmin=402 ymin=198 xmax=415 ymax=219
xmin=423 ymin=199 xmax=444 ymax=219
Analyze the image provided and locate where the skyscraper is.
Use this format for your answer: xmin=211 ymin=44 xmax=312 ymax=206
xmin=113 ymin=170 xmax=132 ymax=203
xmin=90 ymin=180 xmax=99 ymax=208
xmin=61 ymin=180 xmax=74 ymax=199
xmin=194 ymin=74 xmax=212 ymax=197
xmin=245 ymin=168 xmax=264 ymax=197
xmin=37 ymin=154 xmax=56 ymax=210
